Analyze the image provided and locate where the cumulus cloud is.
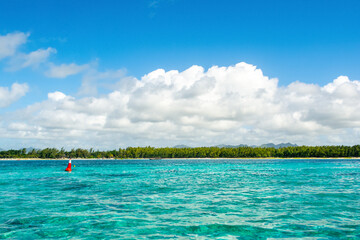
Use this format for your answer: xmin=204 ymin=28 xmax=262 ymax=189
xmin=0 ymin=83 xmax=29 ymax=108
xmin=2 ymin=62 xmax=360 ymax=149
xmin=0 ymin=32 xmax=28 ymax=60
xmin=45 ymin=62 xmax=90 ymax=78
xmin=7 ymin=47 xmax=57 ymax=71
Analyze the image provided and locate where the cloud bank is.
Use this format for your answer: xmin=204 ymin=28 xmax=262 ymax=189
xmin=2 ymin=62 xmax=360 ymax=149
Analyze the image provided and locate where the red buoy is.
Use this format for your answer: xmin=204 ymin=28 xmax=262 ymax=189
xmin=65 ymin=159 xmax=72 ymax=172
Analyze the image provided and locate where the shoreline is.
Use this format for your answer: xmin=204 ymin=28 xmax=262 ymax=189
xmin=1 ymin=157 xmax=360 ymax=161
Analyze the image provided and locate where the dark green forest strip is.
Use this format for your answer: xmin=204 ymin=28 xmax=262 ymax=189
xmin=1 ymin=145 xmax=360 ymax=159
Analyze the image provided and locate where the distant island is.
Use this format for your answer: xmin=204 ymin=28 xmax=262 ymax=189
xmin=1 ymin=144 xmax=360 ymax=159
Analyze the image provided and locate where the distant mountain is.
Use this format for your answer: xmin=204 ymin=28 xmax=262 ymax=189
xmin=260 ymin=143 xmax=298 ymax=149
xmin=260 ymin=143 xmax=277 ymax=148
xmin=215 ymin=144 xmax=250 ymax=148
xmin=173 ymin=145 xmax=191 ymax=148
xmin=213 ymin=143 xmax=297 ymax=149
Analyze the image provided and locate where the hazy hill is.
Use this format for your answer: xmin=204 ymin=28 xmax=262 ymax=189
xmin=260 ymin=143 xmax=298 ymax=149
xmin=173 ymin=145 xmax=191 ymax=148
xmin=215 ymin=144 xmax=252 ymax=148
xmin=174 ymin=143 xmax=298 ymax=149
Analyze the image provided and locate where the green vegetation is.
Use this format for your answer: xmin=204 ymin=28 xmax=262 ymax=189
xmin=1 ymin=145 xmax=360 ymax=159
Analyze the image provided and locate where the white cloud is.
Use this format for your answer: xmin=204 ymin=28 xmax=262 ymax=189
xmin=45 ymin=63 xmax=90 ymax=78
xmin=48 ymin=91 xmax=67 ymax=101
xmin=0 ymin=83 xmax=29 ymax=108
xmin=2 ymin=62 xmax=360 ymax=149
xmin=0 ymin=32 xmax=28 ymax=60
xmin=7 ymin=47 xmax=57 ymax=71
xmin=0 ymin=31 xmax=57 ymax=71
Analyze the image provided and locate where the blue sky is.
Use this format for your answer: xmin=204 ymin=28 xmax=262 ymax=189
xmin=2 ymin=0 xmax=360 ymax=83
xmin=1 ymin=0 xmax=360 ymax=149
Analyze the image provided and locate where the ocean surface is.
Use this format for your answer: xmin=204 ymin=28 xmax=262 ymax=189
xmin=0 ymin=159 xmax=359 ymax=239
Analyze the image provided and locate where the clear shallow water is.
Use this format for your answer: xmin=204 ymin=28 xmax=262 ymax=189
xmin=0 ymin=159 xmax=359 ymax=239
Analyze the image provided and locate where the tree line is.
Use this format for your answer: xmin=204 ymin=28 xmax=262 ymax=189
xmin=1 ymin=145 xmax=360 ymax=159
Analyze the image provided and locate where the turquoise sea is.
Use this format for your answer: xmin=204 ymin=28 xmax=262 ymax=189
xmin=0 ymin=159 xmax=359 ymax=239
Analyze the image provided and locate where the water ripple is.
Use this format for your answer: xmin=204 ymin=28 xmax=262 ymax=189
xmin=0 ymin=159 xmax=359 ymax=239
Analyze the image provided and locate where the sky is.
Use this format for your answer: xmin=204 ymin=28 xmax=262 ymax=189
xmin=0 ymin=0 xmax=360 ymax=149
